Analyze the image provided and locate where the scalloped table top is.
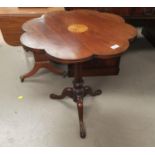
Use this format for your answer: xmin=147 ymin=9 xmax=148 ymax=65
xmin=20 ymin=9 xmax=137 ymax=63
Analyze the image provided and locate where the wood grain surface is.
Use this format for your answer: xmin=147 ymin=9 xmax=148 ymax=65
xmin=21 ymin=9 xmax=137 ymax=63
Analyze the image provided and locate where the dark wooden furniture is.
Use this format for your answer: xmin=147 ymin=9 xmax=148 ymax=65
xmin=20 ymin=10 xmax=137 ymax=138
xmin=20 ymin=46 xmax=65 ymax=82
xmin=0 ymin=7 xmax=66 ymax=81
xmin=0 ymin=8 xmax=140 ymax=81
xmin=0 ymin=7 xmax=63 ymax=46
xmin=0 ymin=7 xmax=154 ymax=80
xmin=66 ymin=7 xmax=155 ymax=45
xmin=0 ymin=7 xmax=153 ymax=46
xmin=0 ymin=7 xmax=122 ymax=80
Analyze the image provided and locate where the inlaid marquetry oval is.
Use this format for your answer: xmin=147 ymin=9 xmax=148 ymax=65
xmin=68 ymin=24 xmax=88 ymax=33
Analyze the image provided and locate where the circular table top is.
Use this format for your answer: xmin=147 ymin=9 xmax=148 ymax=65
xmin=20 ymin=9 xmax=137 ymax=64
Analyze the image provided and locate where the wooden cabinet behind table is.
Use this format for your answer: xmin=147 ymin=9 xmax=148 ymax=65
xmin=0 ymin=15 xmax=38 ymax=46
xmin=0 ymin=8 xmax=64 ymax=46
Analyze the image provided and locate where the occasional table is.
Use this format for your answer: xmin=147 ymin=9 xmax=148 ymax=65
xmin=20 ymin=10 xmax=137 ymax=138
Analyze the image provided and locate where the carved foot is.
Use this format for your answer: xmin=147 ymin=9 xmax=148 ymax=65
xmin=20 ymin=61 xmax=65 ymax=82
xmin=20 ymin=63 xmax=41 ymax=82
xmin=84 ymin=86 xmax=102 ymax=96
xmin=79 ymin=121 xmax=86 ymax=138
xmin=76 ymin=97 xmax=86 ymax=138
xmin=20 ymin=75 xmax=25 ymax=82
xmin=50 ymin=87 xmax=73 ymax=99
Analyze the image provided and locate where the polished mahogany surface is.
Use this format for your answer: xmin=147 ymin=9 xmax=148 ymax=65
xmin=20 ymin=9 xmax=137 ymax=63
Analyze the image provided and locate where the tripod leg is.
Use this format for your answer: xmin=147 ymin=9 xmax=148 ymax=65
xmin=84 ymin=86 xmax=102 ymax=96
xmin=20 ymin=62 xmax=42 ymax=82
xmin=50 ymin=87 xmax=73 ymax=100
xmin=76 ymin=97 xmax=86 ymax=138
